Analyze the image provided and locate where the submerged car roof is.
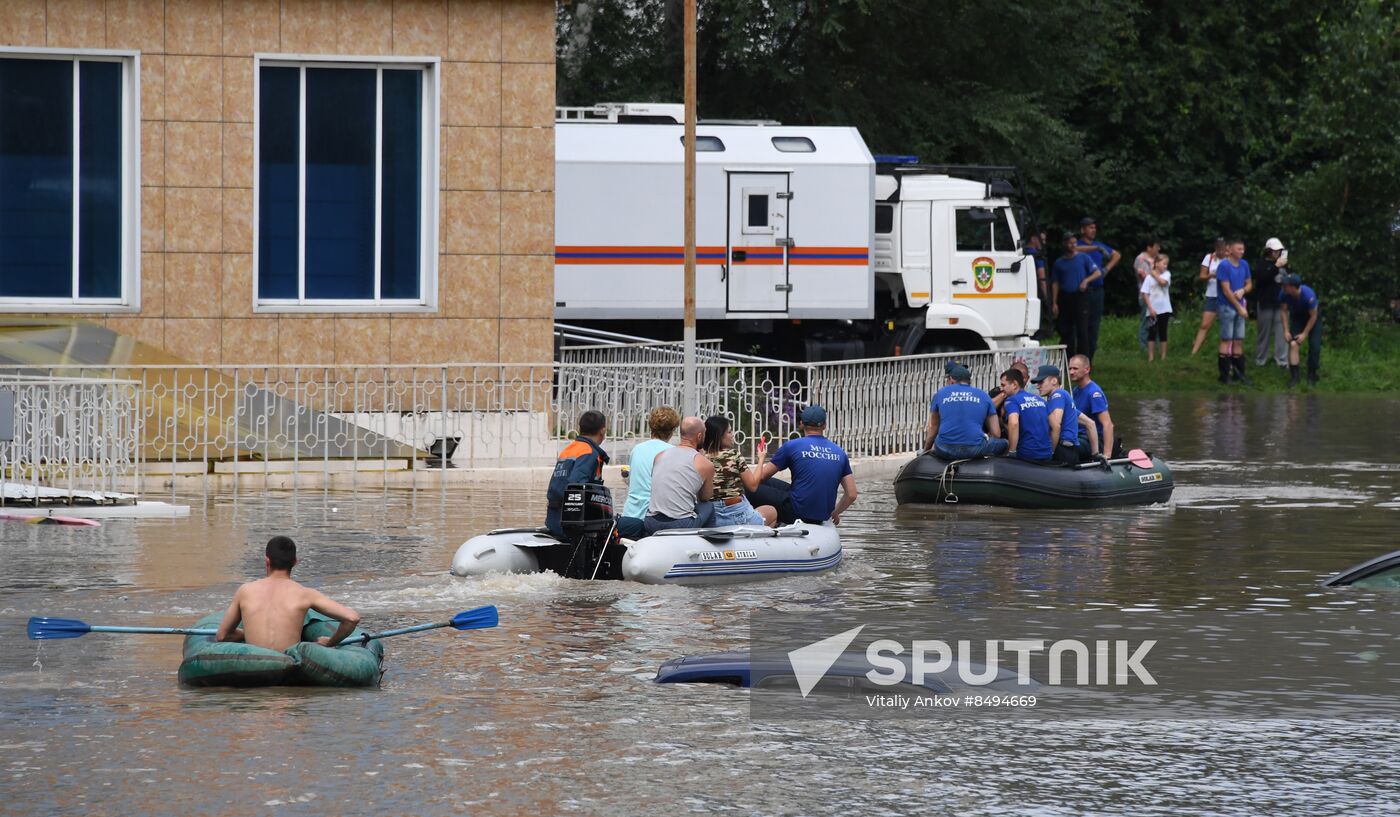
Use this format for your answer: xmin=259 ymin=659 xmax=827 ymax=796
xmin=1323 ymin=548 xmax=1400 ymax=586
xmin=654 ymin=650 xmax=1039 ymax=692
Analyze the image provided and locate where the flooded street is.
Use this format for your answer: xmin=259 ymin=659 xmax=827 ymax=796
xmin=3 ymin=393 xmax=1399 ymax=816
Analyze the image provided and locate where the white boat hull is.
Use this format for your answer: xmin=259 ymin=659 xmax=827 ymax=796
xmin=449 ymin=528 xmax=551 ymax=577
xmin=450 ymin=523 xmax=843 ymax=586
xmin=623 ymin=522 xmax=842 ymax=586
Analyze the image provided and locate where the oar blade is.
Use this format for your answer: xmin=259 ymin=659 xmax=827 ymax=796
xmin=27 ymin=617 xmax=92 ymax=640
xmin=450 ymin=605 xmax=499 ymax=631
xmin=1127 ymin=448 xmax=1154 ymax=468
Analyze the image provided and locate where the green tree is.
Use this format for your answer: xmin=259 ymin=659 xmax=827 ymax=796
xmin=1259 ymin=0 xmax=1400 ymax=327
xmin=555 ymin=0 xmax=1400 ymax=321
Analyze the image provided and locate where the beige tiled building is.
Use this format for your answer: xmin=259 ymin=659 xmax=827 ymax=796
xmin=0 ymin=0 xmax=555 ymax=366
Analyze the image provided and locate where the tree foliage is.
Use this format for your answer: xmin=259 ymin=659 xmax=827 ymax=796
xmin=557 ymin=0 xmax=1400 ymax=325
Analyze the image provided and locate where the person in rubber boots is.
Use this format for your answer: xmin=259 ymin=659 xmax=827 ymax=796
xmin=1279 ymin=274 xmax=1321 ymax=387
xmin=215 ymin=536 xmax=361 ymax=651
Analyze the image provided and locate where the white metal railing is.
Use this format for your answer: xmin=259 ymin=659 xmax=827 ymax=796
xmin=0 ymin=374 xmax=140 ymax=503
xmin=806 ymin=346 xmax=1066 ymax=455
xmin=0 ymin=345 xmax=1064 ymax=480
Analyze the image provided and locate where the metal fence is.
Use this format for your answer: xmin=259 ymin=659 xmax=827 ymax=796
xmin=0 ymin=374 xmax=141 ymax=504
xmin=0 ymin=344 xmax=1065 ymax=481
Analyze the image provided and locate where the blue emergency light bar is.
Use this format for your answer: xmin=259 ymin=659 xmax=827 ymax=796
xmin=873 ymin=154 xmax=920 ymax=164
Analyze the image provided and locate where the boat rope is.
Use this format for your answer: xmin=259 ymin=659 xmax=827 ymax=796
xmin=938 ymin=458 xmax=974 ymax=504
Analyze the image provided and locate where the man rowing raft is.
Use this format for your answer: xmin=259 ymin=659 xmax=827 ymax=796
xmin=215 ymin=536 xmax=361 ymax=651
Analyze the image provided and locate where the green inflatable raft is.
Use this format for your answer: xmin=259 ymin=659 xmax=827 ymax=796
xmin=178 ymin=612 xmax=384 ymax=688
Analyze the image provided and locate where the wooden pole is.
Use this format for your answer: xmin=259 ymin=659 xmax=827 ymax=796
xmin=682 ymin=0 xmax=697 ymax=415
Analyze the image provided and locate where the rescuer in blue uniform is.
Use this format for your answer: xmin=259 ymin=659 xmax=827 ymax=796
xmin=924 ymin=364 xmax=1007 ymax=460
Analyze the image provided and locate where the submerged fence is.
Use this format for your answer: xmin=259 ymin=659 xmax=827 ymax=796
xmin=0 ymin=344 xmax=1065 ymax=483
xmin=0 ymin=374 xmax=141 ymax=503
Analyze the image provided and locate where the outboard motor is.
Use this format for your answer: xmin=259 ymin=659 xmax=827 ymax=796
xmin=548 ymin=483 xmax=623 ymax=579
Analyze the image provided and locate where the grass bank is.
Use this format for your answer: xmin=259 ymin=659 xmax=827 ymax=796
xmin=1079 ymin=312 xmax=1400 ymax=394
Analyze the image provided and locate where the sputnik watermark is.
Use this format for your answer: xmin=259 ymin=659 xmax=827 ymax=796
xmin=787 ymin=630 xmax=1156 ymax=699
xmin=865 ymin=638 xmax=1157 ymax=689
xmin=752 ymin=609 xmax=1400 ymax=720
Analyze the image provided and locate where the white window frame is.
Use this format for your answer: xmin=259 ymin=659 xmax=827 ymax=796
xmin=252 ymin=54 xmax=440 ymax=313
xmin=0 ymin=46 xmax=141 ymax=313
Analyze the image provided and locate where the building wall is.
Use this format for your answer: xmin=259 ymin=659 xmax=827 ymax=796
xmin=0 ymin=0 xmax=555 ymax=366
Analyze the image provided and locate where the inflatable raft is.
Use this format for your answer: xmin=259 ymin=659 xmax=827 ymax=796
xmin=178 ymin=612 xmax=384 ymax=688
xmin=894 ymin=450 xmax=1173 ymax=509
xmin=450 ymin=522 xmax=842 ymax=586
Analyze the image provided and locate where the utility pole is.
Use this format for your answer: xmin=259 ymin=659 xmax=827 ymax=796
xmin=681 ymin=0 xmax=697 ymax=415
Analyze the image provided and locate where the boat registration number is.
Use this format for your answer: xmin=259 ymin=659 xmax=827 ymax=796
xmin=700 ymin=549 xmax=758 ymax=562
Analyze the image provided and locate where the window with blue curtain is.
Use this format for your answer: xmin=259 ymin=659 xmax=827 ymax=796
xmin=257 ymin=62 xmax=429 ymax=305
xmin=0 ymin=56 xmax=128 ymax=303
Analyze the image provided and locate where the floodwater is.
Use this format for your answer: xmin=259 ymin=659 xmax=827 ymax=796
xmin=2 ymin=393 xmax=1398 ymax=817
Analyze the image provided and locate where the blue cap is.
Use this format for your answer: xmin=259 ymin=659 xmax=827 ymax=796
xmin=1030 ymin=364 xmax=1061 ymax=384
xmin=1285 ymin=273 xmax=1302 ymax=287
xmin=947 ymin=364 xmax=971 ymax=381
xmin=800 ymin=404 xmax=827 ymax=425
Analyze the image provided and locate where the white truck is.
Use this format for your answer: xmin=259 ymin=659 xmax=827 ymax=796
xmin=554 ymin=103 xmax=1039 ymax=358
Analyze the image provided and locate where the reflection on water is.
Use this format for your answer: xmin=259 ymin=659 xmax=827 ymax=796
xmin=2 ymin=394 xmax=1398 ymax=816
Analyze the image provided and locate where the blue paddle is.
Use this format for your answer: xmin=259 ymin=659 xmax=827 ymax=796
xmin=28 ymin=605 xmax=500 ymax=646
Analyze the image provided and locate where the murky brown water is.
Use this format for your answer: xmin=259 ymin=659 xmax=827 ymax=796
xmin=2 ymin=394 xmax=1398 ymax=816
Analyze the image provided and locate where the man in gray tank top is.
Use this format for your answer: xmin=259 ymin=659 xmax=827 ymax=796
xmin=644 ymin=416 xmax=716 ymax=534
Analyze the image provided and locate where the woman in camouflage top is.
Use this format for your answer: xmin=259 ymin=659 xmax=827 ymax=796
xmin=701 ymin=415 xmax=778 ymax=527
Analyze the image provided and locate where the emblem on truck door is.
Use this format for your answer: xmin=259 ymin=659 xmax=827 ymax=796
xmin=972 ymin=257 xmax=996 ymax=293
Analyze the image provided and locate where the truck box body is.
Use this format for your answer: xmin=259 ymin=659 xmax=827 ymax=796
xmin=555 ymin=122 xmax=875 ymax=321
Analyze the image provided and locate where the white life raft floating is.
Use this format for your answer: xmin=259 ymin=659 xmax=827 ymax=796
xmin=450 ymin=522 xmax=843 ymax=586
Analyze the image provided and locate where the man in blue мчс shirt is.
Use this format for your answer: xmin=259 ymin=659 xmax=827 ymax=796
xmin=1074 ymin=216 xmax=1121 ymax=360
xmin=1032 ymin=365 xmax=1095 ymax=466
xmin=924 ymin=364 xmax=1008 ymax=461
xmin=1052 ymin=231 xmax=1101 ymax=360
xmin=1000 ymin=368 xmax=1055 ymax=463
xmin=1069 ymin=354 xmax=1117 ymax=459
xmin=758 ymin=405 xmax=858 ymax=525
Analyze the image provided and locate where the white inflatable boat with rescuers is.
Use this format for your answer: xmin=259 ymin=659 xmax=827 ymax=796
xmin=450 ymin=522 xmax=843 ymax=586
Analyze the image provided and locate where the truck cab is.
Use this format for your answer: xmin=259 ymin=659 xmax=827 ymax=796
xmin=873 ymin=164 xmax=1040 ymax=352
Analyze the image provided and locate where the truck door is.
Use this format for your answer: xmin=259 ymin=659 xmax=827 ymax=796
xmin=949 ymin=206 xmax=1025 ymax=337
xmin=726 ymin=172 xmax=790 ymax=313
xmin=900 ymin=201 xmax=933 ymax=305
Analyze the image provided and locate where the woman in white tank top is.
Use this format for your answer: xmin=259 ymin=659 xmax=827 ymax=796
xmin=1191 ymin=238 xmax=1228 ymax=356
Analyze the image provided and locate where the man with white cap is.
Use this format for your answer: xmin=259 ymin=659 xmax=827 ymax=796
xmin=1254 ymin=238 xmax=1290 ymax=368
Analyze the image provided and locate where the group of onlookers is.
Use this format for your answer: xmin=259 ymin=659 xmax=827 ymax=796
xmin=923 ymin=354 xmax=1120 ymax=467
xmin=1186 ymin=236 xmax=1321 ymax=387
xmin=1031 ymin=217 xmax=1121 ymax=362
xmin=1030 ymin=217 xmax=1323 ymax=387
xmin=545 ymin=405 xmax=859 ymax=542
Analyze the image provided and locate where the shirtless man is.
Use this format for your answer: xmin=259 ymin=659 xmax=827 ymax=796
xmin=216 ymin=536 xmax=361 ymax=651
